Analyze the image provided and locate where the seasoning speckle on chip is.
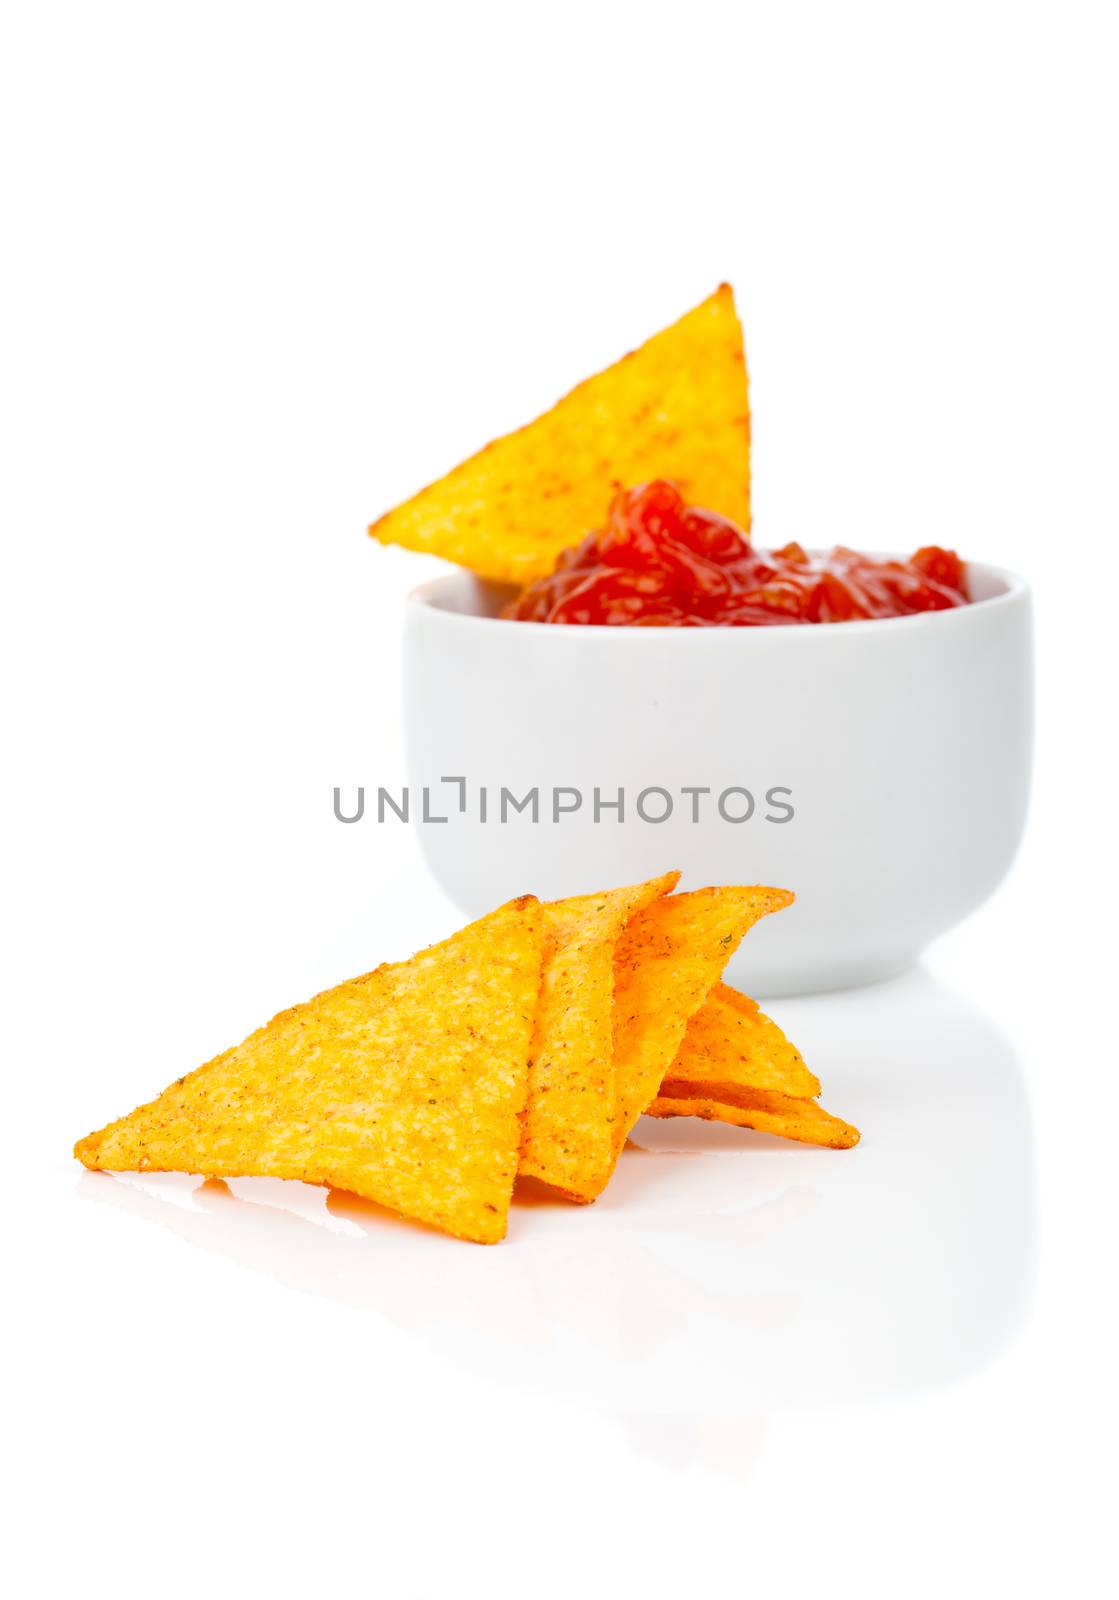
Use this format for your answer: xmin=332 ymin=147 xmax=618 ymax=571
xmin=649 ymin=1082 xmax=861 ymax=1150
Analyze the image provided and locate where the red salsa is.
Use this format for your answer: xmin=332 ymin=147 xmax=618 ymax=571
xmin=502 ymin=481 xmax=969 ymax=626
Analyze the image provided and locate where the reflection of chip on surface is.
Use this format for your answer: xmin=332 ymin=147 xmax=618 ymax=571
xmin=519 ymin=872 xmax=678 ymax=1203
xmin=369 ymin=285 xmax=750 ymax=583
xmin=668 ymin=983 xmax=821 ymax=1099
xmin=649 ymin=1082 xmax=861 ymax=1150
xmin=74 ymin=897 xmax=544 ymax=1243
xmin=608 ymin=886 xmax=794 ymax=1178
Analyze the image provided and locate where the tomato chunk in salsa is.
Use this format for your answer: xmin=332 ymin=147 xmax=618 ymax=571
xmin=501 ymin=481 xmax=969 ymax=626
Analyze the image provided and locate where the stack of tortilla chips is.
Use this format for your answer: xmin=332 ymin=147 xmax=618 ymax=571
xmin=75 ymin=875 xmax=858 ymax=1244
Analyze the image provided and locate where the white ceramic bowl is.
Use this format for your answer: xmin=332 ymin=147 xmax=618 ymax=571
xmin=402 ymin=562 xmax=1032 ymax=995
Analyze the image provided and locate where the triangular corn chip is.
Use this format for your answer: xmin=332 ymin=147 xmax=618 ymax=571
xmin=518 ymin=871 xmax=679 ymax=1202
xmin=606 ymin=886 xmax=794 ymax=1180
xmin=75 ymin=897 xmax=544 ymax=1244
xmin=667 ymin=983 xmax=821 ymax=1099
xmin=369 ymin=285 xmax=750 ymax=583
xmin=649 ymin=1083 xmax=860 ymax=1150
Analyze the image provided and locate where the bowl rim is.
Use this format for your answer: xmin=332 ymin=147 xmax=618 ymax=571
xmin=406 ymin=557 xmax=1030 ymax=639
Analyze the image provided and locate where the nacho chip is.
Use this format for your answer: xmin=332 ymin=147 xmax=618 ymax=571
xmin=369 ymin=285 xmax=750 ymax=583
xmin=519 ymin=871 xmax=679 ymax=1202
xmin=669 ymin=983 xmax=821 ymax=1099
xmin=74 ymin=897 xmax=544 ymax=1244
xmin=650 ymin=1082 xmax=860 ymax=1150
xmin=606 ymin=886 xmax=794 ymax=1180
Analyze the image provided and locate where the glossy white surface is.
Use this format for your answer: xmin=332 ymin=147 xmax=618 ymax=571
xmin=5 ymin=5 xmax=1116 ymax=1597
xmin=16 ymin=836 xmax=1111 ymax=1600
xmin=404 ymin=566 xmax=1033 ymax=994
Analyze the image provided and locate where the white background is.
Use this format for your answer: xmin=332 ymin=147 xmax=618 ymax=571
xmin=3 ymin=3 xmax=1117 ymax=1596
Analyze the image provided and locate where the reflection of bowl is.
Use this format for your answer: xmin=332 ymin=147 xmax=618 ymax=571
xmin=402 ymin=561 xmax=1032 ymax=995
